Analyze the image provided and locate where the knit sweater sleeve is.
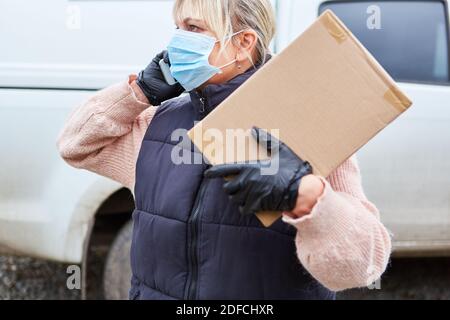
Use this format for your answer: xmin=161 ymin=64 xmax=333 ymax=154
xmin=282 ymin=155 xmax=392 ymax=292
xmin=56 ymin=75 xmax=156 ymax=190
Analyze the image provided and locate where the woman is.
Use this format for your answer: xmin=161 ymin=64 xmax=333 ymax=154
xmin=57 ymin=0 xmax=391 ymax=300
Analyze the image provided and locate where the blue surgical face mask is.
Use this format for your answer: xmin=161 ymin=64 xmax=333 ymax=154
xmin=167 ymin=29 xmax=242 ymax=91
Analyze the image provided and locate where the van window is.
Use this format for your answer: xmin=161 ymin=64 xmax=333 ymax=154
xmin=319 ymin=1 xmax=450 ymax=84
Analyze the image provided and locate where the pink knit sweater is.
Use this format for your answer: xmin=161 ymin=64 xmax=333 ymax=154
xmin=57 ymin=75 xmax=392 ymax=292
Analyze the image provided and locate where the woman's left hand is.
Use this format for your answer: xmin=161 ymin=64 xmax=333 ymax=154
xmin=285 ymin=174 xmax=325 ymax=219
xmin=205 ymin=127 xmax=321 ymax=216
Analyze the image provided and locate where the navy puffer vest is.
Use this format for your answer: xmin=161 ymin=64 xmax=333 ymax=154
xmin=129 ymin=64 xmax=335 ymax=300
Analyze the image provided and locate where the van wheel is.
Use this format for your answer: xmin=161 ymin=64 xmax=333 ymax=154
xmin=102 ymin=220 xmax=133 ymax=300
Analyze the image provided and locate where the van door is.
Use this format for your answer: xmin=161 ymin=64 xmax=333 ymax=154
xmin=0 ymin=0 xmax=176 ymax=89
xmin=0 ymin=0 xmax=175 ymax=261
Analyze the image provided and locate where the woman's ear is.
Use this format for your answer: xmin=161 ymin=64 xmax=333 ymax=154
xmin=235 ymin=30 xmax=258 ymax=63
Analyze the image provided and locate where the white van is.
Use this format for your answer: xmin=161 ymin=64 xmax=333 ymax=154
xmin=0 ymin=0 xmax=449 ymax=299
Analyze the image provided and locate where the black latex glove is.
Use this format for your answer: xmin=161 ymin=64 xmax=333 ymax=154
xmin=204 ymin=127 xmax=313 ymax=216
xmin=136 ymin=51 xmax=184 ymax=106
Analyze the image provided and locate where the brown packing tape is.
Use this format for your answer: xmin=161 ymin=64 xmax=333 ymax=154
xmin=384 ymin=86 xmax=413 ymax=113
xmin=321 ymin=10 xmax=347 ymax=44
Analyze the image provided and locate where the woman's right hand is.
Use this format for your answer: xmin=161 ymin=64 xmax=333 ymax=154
xmin=136 ymin=51 xmax=184 ymax=106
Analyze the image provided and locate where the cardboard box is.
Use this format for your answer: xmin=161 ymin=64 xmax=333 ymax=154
xmin=188 ymin=10 xmax=412 ymax=227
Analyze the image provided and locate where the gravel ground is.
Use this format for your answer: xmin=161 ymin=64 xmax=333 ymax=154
xmin=1 ymin=254 xmax=449 ymax=300
xmin=339 ymin=257 xmax=450 ymax=300
xmin=0 ymin=255 xmax=80 ymax=300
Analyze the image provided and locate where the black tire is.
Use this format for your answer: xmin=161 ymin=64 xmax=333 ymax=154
xmin=102 ymin=220 xmax=133 ymax=300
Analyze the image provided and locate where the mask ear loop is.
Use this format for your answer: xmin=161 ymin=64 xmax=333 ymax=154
xmin=217 ymin=58 xmax=238 ymax=73
xmin=215 ymin=30 xmax=246 ymax=74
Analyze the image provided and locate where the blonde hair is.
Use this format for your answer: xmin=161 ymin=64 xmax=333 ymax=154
xmin=173 ymin=0 xmax=276 ymax=64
